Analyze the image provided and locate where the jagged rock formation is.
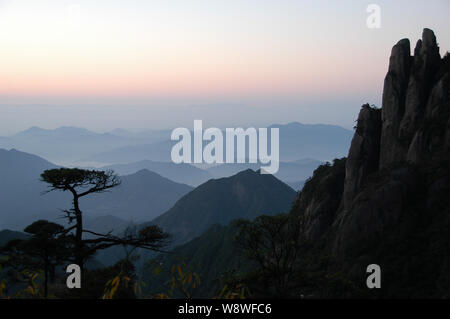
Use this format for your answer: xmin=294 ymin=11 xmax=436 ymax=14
xmin=342 ymin=104 xmax=381 ymax=209
xmin=291 ymin=29 xmax=450 ymax=297
xmin=380 ymin=28 xmax=448 ymax=168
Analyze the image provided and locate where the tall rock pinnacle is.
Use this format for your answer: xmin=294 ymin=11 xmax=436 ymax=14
xmin=379 ymin=28 xmax=444 ymax=168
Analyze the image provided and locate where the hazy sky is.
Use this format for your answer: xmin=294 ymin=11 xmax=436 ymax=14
xmin=0 ymin=0 xmax=449 ymax=134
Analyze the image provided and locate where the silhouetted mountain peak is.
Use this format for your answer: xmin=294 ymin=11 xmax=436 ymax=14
xmin=0 ymin=148 xmax=55 ymax=170
xmin=133 ymin=168 xmax=162 ymax=178
xmin=232 ymin=168 xmax=258 ymax=178
xmin=147 ymin=169 xmax=296 ymax=247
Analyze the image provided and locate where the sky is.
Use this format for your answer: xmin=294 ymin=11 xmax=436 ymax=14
xmin=0 ymin=0 xmax=449 ymax=135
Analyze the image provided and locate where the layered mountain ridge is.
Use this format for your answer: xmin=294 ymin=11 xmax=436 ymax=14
xmin=0 ymin=149 xmax=192 ymax=230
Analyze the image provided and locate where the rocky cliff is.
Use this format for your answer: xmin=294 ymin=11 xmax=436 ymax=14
xmin=291 ymin=29 xmax=450 ymax=297
xmin=380 ymin=28 xmax=448 ymax=167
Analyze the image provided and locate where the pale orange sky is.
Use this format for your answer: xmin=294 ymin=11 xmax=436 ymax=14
xmin=0 ymin=0 xmax=449 ymax=133
xmin=0 ymin=1 xmax=380 ymax=98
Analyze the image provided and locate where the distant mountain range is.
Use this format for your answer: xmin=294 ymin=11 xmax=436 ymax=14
xmin=81 ymin=169 xmax=193 ymax=222
xmin=102 ymin=160 xmax=213 ymax=187
xmin=0 ymin=123 xmax=346 ymax=273
xmin=0 ymin=126 xmax=142 ymax=165
xmin=101 ymin=158 xmax=320 ymax=188
xmin=0 ymin=149 xmax=192 ymax=230
xmin=269 ymin=122 xmax=352 ymax=161
xmin=143 ymin=169 xmax=297 ymax=247
xmin=108 ymin=128 xmax=172 ymax=142
xmin=0 ymin=148 xmax=67 ymax=230
xmin=0 ymin=122 xmax=352 ymax=166
xmin=82 ymin=140 xmax=173 ymax=164
xmin=83 ymin=122 xmax=352 ymax=165
xmin=205 ymin=158 xmax=322 ymax=185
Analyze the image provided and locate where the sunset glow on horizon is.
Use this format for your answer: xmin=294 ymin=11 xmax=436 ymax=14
xmin=1 ymin=0 xmax=448 ymax=98
xmin=1 ymin=0 xmax=450 ymax=133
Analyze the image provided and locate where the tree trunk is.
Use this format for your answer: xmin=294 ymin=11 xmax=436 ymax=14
xmin=72 ymin=193 xmax=84 ymax=272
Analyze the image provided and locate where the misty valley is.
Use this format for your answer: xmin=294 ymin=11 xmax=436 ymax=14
xmin=0 ymin=0 xmax=449 ymax=304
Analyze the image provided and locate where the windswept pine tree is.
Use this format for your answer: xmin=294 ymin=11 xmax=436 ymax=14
xmin=40 ymin=168 xmax=170 ymax=271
